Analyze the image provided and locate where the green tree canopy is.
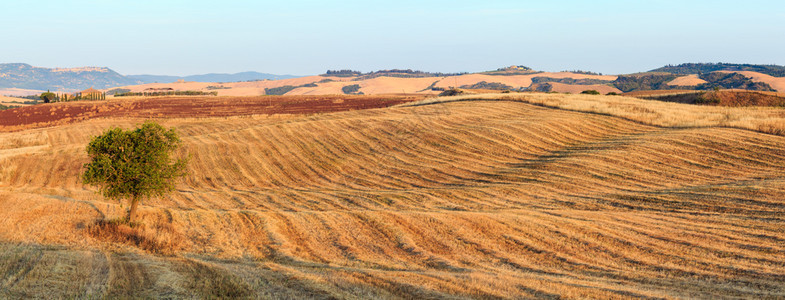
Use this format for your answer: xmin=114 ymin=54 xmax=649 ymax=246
xmin=82 ymin=121 xmax=187 ymax=223
xmin=40 ymin=91 xmax=56 ymax=103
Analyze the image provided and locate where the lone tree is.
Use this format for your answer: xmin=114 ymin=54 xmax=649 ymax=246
xmin=40 ymin=90 xmax=56 ymax=103
xmin=82 ymin=121 xmax=188 ymax=224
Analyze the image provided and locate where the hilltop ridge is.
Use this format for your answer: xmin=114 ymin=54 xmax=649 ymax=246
xmin=3 ymin=62 xmax=785 ymax=96
xmin=0 ymin=63 xmax=136 ymax=91
xmin=650 ymin=62 xmax=785 ymax=77
xmin=0 ymin=63 xmax=298 ymax=93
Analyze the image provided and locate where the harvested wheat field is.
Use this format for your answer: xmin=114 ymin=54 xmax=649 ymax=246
xmin=666 ymin=74 xmax=707 ymax=87
xmin=0 ymin=96 xmax=30 ymax=107
xmin=1 ymin=93 xmax=784 ymax=298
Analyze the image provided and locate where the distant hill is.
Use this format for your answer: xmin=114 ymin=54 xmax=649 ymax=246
xmin=322 ymin=69 xmax=467 ymax=79
xmin=0 ymin=63 xmax=139 ymax=91
xmin=650 ymin=63 xmax=785 ymax=77
xmin=4 ymin=62 xmax=784 ymax=95
xmin=0 ymin=63 xmax=299 ymax=91
xmin=612 ymin=69 xmax=778 ymax=92
xmin=127 ymin=71 xmax=298 ymax=84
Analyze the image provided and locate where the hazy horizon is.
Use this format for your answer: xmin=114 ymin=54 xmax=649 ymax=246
xmin=2 ymin=0 xmax=783 ymax=76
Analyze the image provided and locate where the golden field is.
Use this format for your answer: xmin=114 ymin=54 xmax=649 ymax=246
xmin=110 ymin=72 xmax=619 ymax=96
xmin=105 ymin=70 xmax=785 ymax=98
xmin=1 ymin=93 xmax=784 ymax=298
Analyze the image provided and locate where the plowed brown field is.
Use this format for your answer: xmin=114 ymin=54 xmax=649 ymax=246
xmin=0 ymin=94 xmax=784 ymax=298
xmin=0 ymin=95 xmax=421 ymax=132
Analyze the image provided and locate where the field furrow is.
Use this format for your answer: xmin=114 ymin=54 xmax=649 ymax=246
xmin=1 ymin=97 xmax=784 ymax=298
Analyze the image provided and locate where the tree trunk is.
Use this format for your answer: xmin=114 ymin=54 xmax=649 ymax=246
xmin=127 ymin=195 xmax=140 ymax=224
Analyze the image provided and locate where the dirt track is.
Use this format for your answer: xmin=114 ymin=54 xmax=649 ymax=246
xmin=0 ymin=95 xmax=421 ymax=131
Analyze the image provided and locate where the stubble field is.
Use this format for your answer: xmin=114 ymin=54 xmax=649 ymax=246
xmin=0 ymin=94 xmax=784 ymax=298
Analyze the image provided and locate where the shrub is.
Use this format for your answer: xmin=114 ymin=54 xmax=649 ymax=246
xmin=106 ymin=88 xmax=131 ymax=95
xmin=0 ymin=104 xmax=17 ymax=110
xmin=342 ymin=84 xmax=361 ymax=94
xmin=439 ymin=88 xmax=464 ymax=96
xmin=581 ymin=90 xmax=601 ymax=95
xmin=264 ymin=86 xmax=297 ymax=95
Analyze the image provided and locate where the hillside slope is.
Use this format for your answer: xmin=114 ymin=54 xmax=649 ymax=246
xmin=0 ymin=63 xmax=139 ymax=91
xmin=0 ymin=96 xmax=784 ymax=298
xmin=109 ymin=72 xmax=617 ymax=96
xmin=651 ymin=63 xmax=785 ymax=77
xmin=127 ymin=71 xmax=298 ymax=84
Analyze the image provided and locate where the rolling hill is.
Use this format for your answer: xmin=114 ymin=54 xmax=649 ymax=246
xmin=127 ymin=71 xmax=298 ymax=84
xmin=0 ymin=63 xmax=138 ymax=91
xmin=0 ymin=63 xmax=298 ymax=92
xmin=650 ymin=62 xmax=785 ymax=77
xmin=0 ymin=93 xmax=783 ymax=298
xmin=107 ymin=71 xmax=619 ymax=96
xmin=104 ymin=64 xmax=785 ymax=97
xmin=5 ymin=63 xmax=785 ymax=98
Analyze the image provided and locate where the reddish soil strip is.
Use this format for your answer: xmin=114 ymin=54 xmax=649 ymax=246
xmin=622 ymin=90 xmax=697 ymax=97
xmin=0 ymin=95 xmax=422 ymax=131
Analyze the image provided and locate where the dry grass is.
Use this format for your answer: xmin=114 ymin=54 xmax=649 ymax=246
xmin=0 ymin=94 xmax=784 ymax=298
xmin=0 ymin=96 xmax=30 ymax=107
xmin=427 ymin=92 xmax=785 ymax=135
xmin=666 ymin=74 xmax=707 ymax=86
xmin=87 ymin=217 xmax=184 ymax=255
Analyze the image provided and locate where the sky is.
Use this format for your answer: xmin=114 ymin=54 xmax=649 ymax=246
xmin=1 ymin=0 xmax=783 ymax=76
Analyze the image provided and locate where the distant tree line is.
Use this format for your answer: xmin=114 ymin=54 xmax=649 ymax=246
xmin=561 ymin=70 xmax=603 ymax=76
xmin=496 ymin=65 xmax=533 ymax=71
xmin=323 ymin=69 xmax=468 ymax=79
xmin=14 ymin=95 xmax=42 ymax=100
xmin=106 ymin=88 xmax=131 ymax=95
xmin=324 ymin=70 xmax=363 ymax=77
xmin=459 ymin=81 xmax=514 ymax=90
xmin=650 ymin=63 xmax=785 ymax=77
xmin=39 ymin=90 xmax=107 ymax=103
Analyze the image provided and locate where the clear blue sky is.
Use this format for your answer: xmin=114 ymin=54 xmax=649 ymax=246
xmin=1 ymin=0 xmax=783 ymax=76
